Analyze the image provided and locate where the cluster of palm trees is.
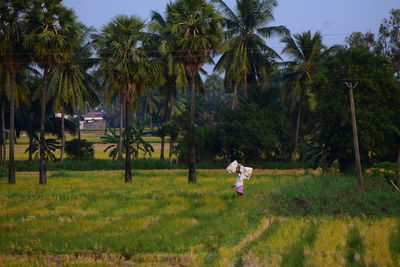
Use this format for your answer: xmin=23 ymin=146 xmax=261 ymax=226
xmin=1 ymin=0 xmax=334 ymax=184
xmin=1 ymin=0 xmax=97 ymax=184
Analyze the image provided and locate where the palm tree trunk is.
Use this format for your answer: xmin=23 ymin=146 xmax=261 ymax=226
xmin=28 ymin=111 xmax=34 ymax=162
xmin=231 ymin=83 xmax=238 ymax=110
xmin=39 ymin=69 xmax=49 ymax=184
xmin=8 ymin=71 xmax=16 ymax=184
xmin=76 ymin=111 xmax=81 ymax=139
xmin=292 ymin=104 xmax=302 ymax=161
xmin=160 ymin=135 xmax=165 ymax=160
xmin=28 ymin=135 xmax=33 ymax=162
xmin=104 ymin=116 xmax=108 ymax=135
xmin=60 ymin=109 xmax=65 ymax=162
xmin=292 ymin=89 xmax=305 ymax=161
xmin=243 ymin=73 xmax=248 ymax=99
xmin=188 ymin=73 xmax=196 ymax=183
xmin=397 ymin=147 xmax=400 ymax=170
xmin=169 ymin=140 xmax=173 ymax=165
xmin=1 ymin=101 xmax=6 ymax=166
xmin=124 ymin=101 xmax=132 ymax=183
xmin=118 ymin=97 xmax=124 ymax=160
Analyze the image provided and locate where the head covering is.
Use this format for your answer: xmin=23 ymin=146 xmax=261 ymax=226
xmin=226 ymin=160 xmax=239 ymax=173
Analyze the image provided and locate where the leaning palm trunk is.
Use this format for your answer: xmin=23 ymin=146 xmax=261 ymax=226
xmin=124 ymin=101 xmax=132 ymax=183
xmin=39 ymin=69 xmax=49 ymax=184
xmin=8 ymin=71 xmax=16 ymax=184
xmin=188 ymin=73 xmax=196 ymax=183
xmin=60 ymin=109 xmax=65 ymax=162
xmin=1 ymin=101 xmax=6 ymax=166
xmin=118 ymin=98 xmax=124 ymax=160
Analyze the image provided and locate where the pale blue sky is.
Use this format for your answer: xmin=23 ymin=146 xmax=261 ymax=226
xmin=63 ymin=0 xmax=399 ymax=72
xmin=64 ymin=0 xmax=398 ymax=44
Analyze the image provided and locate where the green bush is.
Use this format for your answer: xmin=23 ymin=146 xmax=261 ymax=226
xmin=371 ymin=161 xmax=400 ymax=192
xmin=65 ymin=139 xmax=95 ymax=160
xmin=0 ymin=165 xmax=7 ymax=178
xmin=177 ymin=125 xmax=223 ymax=163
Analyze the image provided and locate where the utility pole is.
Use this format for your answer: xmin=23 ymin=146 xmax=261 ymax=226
xmin=345 ymin=82 xmax=365 ymax=193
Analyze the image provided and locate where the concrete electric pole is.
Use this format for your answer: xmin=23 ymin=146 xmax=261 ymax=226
xmin=345 ymin=82 xmax=365 ymax=193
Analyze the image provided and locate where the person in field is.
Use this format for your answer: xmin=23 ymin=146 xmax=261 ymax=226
xmin=226 ymin=160 xmax=253 ymax=197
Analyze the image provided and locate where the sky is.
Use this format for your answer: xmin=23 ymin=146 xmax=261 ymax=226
xmin=63 ymin=0 xmax=399 ymax=72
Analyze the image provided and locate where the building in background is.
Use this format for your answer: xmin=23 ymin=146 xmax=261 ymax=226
xmin=81 ymin=112 xmax=106 ymax=129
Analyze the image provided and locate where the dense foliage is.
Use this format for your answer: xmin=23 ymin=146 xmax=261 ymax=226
xmin=312 ymin=48 xmax=400 ymax=171
xmin=65 ymin=139 xmax=95 ymax=160
xmin=0 ymin=1 xmax=399 ymax=185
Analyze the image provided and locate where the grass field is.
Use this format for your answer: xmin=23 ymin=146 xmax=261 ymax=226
xmin=0 ymin=170 xmax=399 ymax=266
xmin=12 ymin=141 xmax=170 ymax=161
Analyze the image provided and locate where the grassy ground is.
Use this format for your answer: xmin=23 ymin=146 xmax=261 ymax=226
xmin=0 ymin=170 xmax=399 ymax=266
xmin=12 ymin=141 xmax=170 ymax=160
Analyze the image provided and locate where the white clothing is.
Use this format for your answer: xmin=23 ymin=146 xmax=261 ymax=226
xmin=234 ymin=166 xmax=253 ymax=187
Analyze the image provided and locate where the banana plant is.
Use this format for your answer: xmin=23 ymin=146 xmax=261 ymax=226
xmin=25 ymin=138 xmax=61 ymax=161
xmin=101 ymin=121 xmax=154 ymax=160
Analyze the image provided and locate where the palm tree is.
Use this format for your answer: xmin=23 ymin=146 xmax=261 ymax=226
xmin=0 ymin=65 xmax=7 ymax=166
xmin=24 ymin=0 xmax=82 ymax=184
xmin=0 ymin=0 xmax=31 ymax=183
xmin=280 ymin=31 xmax=337 ymax=160
xmin=163 ymin=0 xmax=223 ymax=183
xmin=138 ymin=89 xmax=160 ymax=130
xmin=94 ymin=15 xmax=163 ymax=182
xmin=213 ymin=0 xmax=288 ymax=109
xmin=149 ymin=11 xmax=189 ymax=160
xmin=49 ymin=26 xmax=98 ymax=162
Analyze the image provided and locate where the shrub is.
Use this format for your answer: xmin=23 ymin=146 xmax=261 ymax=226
xmin=371 ymin=161 xmax=400 ymax=192
xmin=177 ymin=125 xmax=222 ymax=163
xmin=65 ymin=139 xmax=95 ymax=160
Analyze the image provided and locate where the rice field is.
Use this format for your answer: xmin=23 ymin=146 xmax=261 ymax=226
xmin=0 ymin=170 xmax=399 ymax=266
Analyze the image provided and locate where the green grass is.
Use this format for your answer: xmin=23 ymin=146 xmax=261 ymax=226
xmin=267 ymin=174 xmax=400 ymax=216
xmin=0 ymin=170 xmax=399 ymax=266
xmin=13 ymin=159 xmax=173 ymax=172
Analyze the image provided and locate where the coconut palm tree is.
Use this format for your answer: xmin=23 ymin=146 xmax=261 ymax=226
xmin=49 ymin=26 xmax=98 ymax=162
xmin=163 ymin=0 xmax=223 ymax=183
xmin=281 ymin=31 xmax=338 ymax=161
xmin=24 ymin=0 xmax=83 ymax=184
xmin=149 ymin=11 xmax=189 ymax=160
xmin=94 ymin=15 xmax=163 ymax=182
xmin=0 ymin=0 xmax=32 ymax=183
xmin=213 ymin=0 xmax=288 ymax=109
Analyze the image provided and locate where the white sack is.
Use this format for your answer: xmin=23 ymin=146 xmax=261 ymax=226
xmin=226 ymin=160 xmax=238 ymax=173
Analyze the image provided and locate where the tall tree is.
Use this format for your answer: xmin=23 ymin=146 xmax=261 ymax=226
xmin=345 ymin=31 xmax=377 ymax=51
xmin=376 ymin=9 xmax=400 ymax=78
xmin=25 ymin=0 xmax=82 ymax=184
xmin=281 ymin=31 xmax=336 ymax=161
xmin=313 ymin=48 xmax=400 ymax=172
xmin=149 ymin=11 xmax=188 ymax=160
xmin=163 ymin=0 xmax=223 ymax=183
xmin=0 ymin=0 xmax=31 ymax=183
xmin=94 ymin=15 xmax=162 ymax=182
xmin=213 ymin=0 xmax=288 ymax=109
xmin=49 ymin=26 xmax=98 ymax=161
